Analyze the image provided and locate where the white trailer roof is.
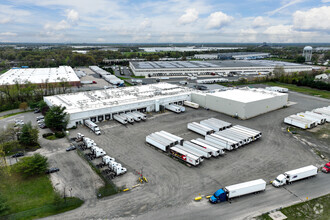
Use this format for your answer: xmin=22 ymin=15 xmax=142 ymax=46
xmin=208 ymin=87 xmax=288 ymax=103
xmin=285 ymin=165 xmax=317 ymax=176
xmin=44 ymin=83 xmax=193 ymax=114
xmin=225 ymin=179 xmax=266 ymax=191
xmin=0 ymin=66 xmax=79 ymax=85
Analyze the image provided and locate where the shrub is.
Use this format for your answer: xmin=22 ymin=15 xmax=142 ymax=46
xmin=14 ymin=153 xmax=48 ymax=177
xmin=42 ymin=133 xmax=54 ymax=138
xmin=55 ymin=132 xmax=65 ymax=138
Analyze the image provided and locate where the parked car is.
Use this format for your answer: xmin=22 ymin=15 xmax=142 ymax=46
xmin=34 ymin=108 xmax=40 ymax=113
xmin=12 ymin=152 xmax=24 ymax=158
xmin=36 ymin=116 xmax=44 ymax=121
xmin=37 ymin=119 xmax=45 ymax=125
xmin=322 ymin=162 xmax=330 ymax=173
xmin=46 ymin=168 xmax=60 ymax=174
xmin=66 ymin=144 xmax=76 ymax=152
xmin=39 ymin=123 xmax=47 ymax=129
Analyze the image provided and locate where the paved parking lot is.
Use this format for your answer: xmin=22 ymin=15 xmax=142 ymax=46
xmin=1 ymin=89 xmax=329 ymax=219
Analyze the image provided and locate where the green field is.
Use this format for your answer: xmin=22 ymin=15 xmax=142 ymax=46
xmin=257 ymin=194 xmax=330 ymax=220
xmin=264 ymin=82 xmax=330 ymax=99
xmin=0 ymin=173 xmax=83 ymax=219
xmin=0 ymin=111 xmax=33 ymax=120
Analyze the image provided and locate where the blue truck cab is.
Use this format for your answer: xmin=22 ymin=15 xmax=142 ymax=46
xmin=209 ymin=189 xmax=227 ymax=203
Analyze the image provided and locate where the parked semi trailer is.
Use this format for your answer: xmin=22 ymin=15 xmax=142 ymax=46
xmin=170 ymin=145 xmax=200 ymax=166
xmin=149 ymin=133 xmax=174 ymax=147
xmin=195 ymin=138 xmax=227 ymax=153
xmin=210 ymin=133 xmax=240 ymax=148
xmin=223 ymin=129 xmax=253 ymax=143
xmin=313 ymin=109 xmax=330 ymax=122
xmin=210 ymin=179 xmax=266 ymax=203
xmin=133 ymin=111 xmax=147 ymax=120
xmin=121 ymin=113 xmax=134 ymax=124
xmin=154 ymin=132 xmax=179 ymax=145
xmin=233 ymin=125 xmax=262 ymax=138
xmin=175 ymin=145 xmax=204 ymax=162
xmin=272 ymin=165 xmax=318 ymax=187
xmin=205 ymin=134 xmax=236 ymax=150
xmin=126 ymin=112 xmax=141 ymax=122
xmin=165 ymin=104 xmax=181 ymax=113
xmin=229 ymin=127 xmax=259 ymax=140
xmin=84 ymin=120 xmax=101 ymax=135
xmin=215 ymin=130 xmax=248 ymax=145
xmin=183 ymin=141 xmax=213 ymax=157
xmin=113 ymin=114 xmax=128 ymax=125
xmin=190 ymin=139 xmax=224 ymax=155
xmin=159 ymin=131 xmax=184 ymax=145
xmin=303 ymin=112 xmax=327 ymax=124
xmin=181 ymin=141 xmax=212 ymax=158
xmin=284 ymin=115 xmax=316 ymax=129
xmin=296 ymin=113 xmax=322 ymax=125
xmin=200 ymin=118 xmax=231 ymax=131
xmin=183 ymin=100 xmax=199 ymax=109
xmin=187 ymin=122 xmax=214 ymax=136
xmin=146 ymin=135 xmax=170 ymax=152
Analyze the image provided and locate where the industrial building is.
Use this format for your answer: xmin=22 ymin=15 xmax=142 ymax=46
xmin=130 ymin=60 xmax=312 ymax=77
xmin=0 ymin=66 xmax=80 ymax=86
xmin=191 ymin=87 xmax=288 ymax=119
xmin=43 ymin=83 xmax=193 ymax=128
xmin=139 ymin=46 xmax=245 ymax=52
xmin=194 ymin=52 xmax=270 ymax=60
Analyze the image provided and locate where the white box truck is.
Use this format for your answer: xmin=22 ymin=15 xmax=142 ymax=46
xmin=84 ymin=120 xmax=101 ymax=135
xmin=272 ymin=165 xmax=318 ymax=187
xmin=210 ymin=179 xmax=266 ymax=203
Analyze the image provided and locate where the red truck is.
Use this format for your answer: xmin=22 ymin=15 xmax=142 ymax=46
xmin=322 ymin=162 xmax=330 ymax=173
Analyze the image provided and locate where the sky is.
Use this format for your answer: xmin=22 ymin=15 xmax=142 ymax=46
xmin=0 ymin=0 xmax=329 ymax=43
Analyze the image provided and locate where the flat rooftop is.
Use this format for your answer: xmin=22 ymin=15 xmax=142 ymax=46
xmin=208 ymin=87 xmax=287 ymax=103
xmin=44 ymin=83 xmax=192 ymax=114
xmin=0 ymin=66 xmax=79 ymax=85
xmin=131 ymin=60 xmax=306 ymax=70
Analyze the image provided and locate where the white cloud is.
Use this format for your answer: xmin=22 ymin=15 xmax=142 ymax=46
xmin=0 ymin=32 xmax=17 ymax=36
xmin=140 ymin=18 xmax=152 ymax=29
xmin=0 ymin=18 xmax=11 ymax=24
xmin=237 ymin=29 xmax=258 ymax=42
xmin=293 ymin=6 xmax=330 ymax=31
xmin=66 ymin=9 xmax=79 ymax=23
xmin=321 ymin=0 xmax=330 ymax=2
xmin=179 ymin=8 xmax=199 ymax=25
xmin=96 ymin=38 xmax=105 ymax=42
xmin=267 ymin=0 xmax=304 ymax=16
xmin=44 ymin=20 xmax=70 ymax=31
xmin=206 ymin=11 xmax=233 ymax=29
xmin=252 ymin=16 xmax=269 ymax=28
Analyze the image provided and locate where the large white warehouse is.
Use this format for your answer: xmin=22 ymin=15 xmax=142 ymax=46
xmin=191 ymin=87 xmax=288 ymax=119
xmin=0 ymin=66 xmax=80 ymax=86
xmin=129 ymin=60 xmax=312 ymax=77
xmin=44 ymin=83 xmax=192 ymax=128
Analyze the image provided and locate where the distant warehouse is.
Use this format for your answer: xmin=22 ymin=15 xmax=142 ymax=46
xmin=0 ymin=66 xmax=80 ymax=86
xmin=194 ymin=52 xmax=270 ymax=60
xmin=129 ymin=60 xmax=312 ymax=77
xmin=191 ymin=87 xmax=288 ymax=119
xmin=44 ymin=83 xmax=192 ymax=128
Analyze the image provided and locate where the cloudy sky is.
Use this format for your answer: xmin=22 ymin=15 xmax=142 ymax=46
xmin=0 ymin=0 xmax=329 ymax=43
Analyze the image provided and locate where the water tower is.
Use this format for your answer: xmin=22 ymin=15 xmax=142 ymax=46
xmin=303 ymin=46 xmax=313 ymax=62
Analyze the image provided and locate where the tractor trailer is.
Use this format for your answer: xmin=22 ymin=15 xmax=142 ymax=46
xmin=272 ymin=165 xmax=318 ymax=187
xmin=210 ymin=179 xmax=266 ymax=203
xmin=84 ymin=120 xmax=101 ymax=135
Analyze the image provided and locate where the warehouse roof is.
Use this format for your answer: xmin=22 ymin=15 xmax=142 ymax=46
xmin=131 ymin=60 xmax=306 ymax=70
xmin=207 ymin=87 xmax=287 ymax=103
xmin=0 ymin=66 xmax=79 ymax=85
xmin=44 ymin=83 xmax=193 ymax=114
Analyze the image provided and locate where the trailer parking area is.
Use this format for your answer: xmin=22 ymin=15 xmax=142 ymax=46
xmin=62 ymin=90 xmax=329 ymax=218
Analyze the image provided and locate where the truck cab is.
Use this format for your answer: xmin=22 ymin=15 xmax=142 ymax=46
xmin=272 ymin=174 xmax=286 ymax=187
xmin=94 ymin=127 xmax=101 ymax=135
xmin=322 ymin=162 xmax=330 ymax=173
xmin=209 ymin=189 xmax=227 ymax=203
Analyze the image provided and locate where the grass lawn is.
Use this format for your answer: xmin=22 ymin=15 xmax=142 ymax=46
xmin=0 ymin=173 xmax=83 ymax=219
xmin=257 ymin=193 xmax=330 ymax=220
xmin=0 ymin=111 xmax=32 ymax=120
xmin=130 ymin=75 xmax=145 ymax=79
xmin=0 ymin=69 xmax=8 ymax=74
xmin=264 ymin=82 xmax=330 ymax=99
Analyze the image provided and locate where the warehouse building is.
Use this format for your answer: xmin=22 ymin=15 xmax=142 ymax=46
xmin=194 ymin=52 xmax=270 ymax=60
xmin=129 ymin=60 xmax=311 ymax=77
xmin=191 ymin=87 xmax=288 ymax=119
xmin=0 ymin=66 xmax=80 ymax=86
xmin=44 ymin=83 xmax=192 ymax=128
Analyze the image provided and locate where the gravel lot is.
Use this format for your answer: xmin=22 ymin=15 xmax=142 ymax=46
xmin=1 ymin=89 xmax=329 ymax=219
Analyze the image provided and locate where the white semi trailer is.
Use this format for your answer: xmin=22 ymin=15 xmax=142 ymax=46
xmin=183 ymin=100 xmax=199 ymax=109
xmin=195 ymin=138 xmax=227 ymax=152
xmin=125 ymin=112 xmax=141 ymax=122
xmin=183 ymin=141 xmax=218 ymax=157
xmin=175 ymin=145 xmax=204 ymax=162
xmin=190 ymin=139 xmax=225 ymax=155
xmin=133 ymin=111 xmax=147 ymax=120
xmin=303 ymin=112 xmax=327 ymax=124
xmin=205 ymin=135 xmax=235 ymax=150
xmin=210 ymin=179 xmax=266 ymax=203
xmin=121 ymin=113 xmax=134 ymax=124
xmin=170 ymin=145 xmax=201 ymax=166
xmin=84 ymin=120 xmax=101 ymax=135
xmin=187 ymin=122 xmax=214 ymax=136
xmin=284 ymin=115 xmax=316 ymax=129
xmin=232 ymin=125 xmax=262 ymax=139
xmin=113 ymin=114 xmax=128 ymax=125
xmin=272 ymin=165 xmax=318 ymax=187
xmin=146 ymin=135 xmax=170 ymax=152
xmin=296 ymin=113 xmax=322 ymax=125
xmin=181 ymin=141 xmax=212 ymax=158
xmin=165 ymin=104 xmax=181 ymax=113
xmin=159 ymin=131 xmax=184 ymax=145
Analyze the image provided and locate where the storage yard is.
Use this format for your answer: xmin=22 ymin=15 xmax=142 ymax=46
xmin=129 ymin=60 xmax=312 ymax=77
xmin=54 ymin=88 xmax=329 ymax=219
